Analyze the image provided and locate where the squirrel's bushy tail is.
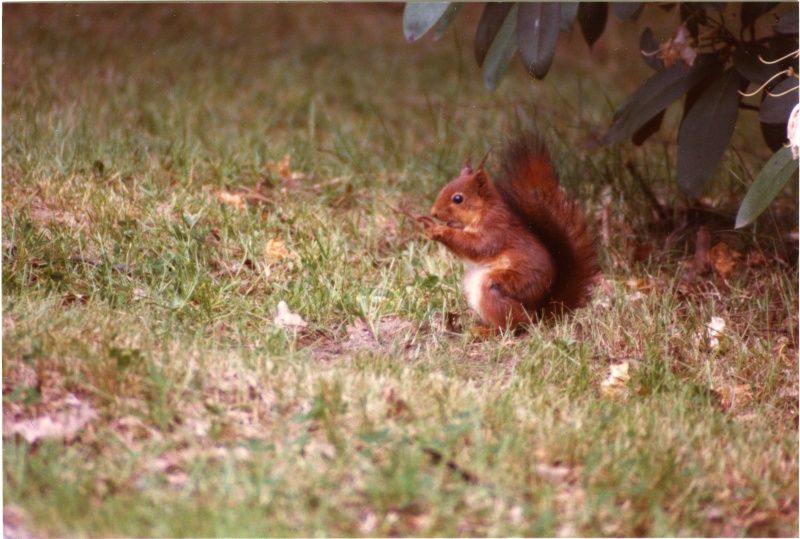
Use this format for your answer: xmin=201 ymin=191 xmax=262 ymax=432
xmin=495 ymin=133 xmax=598 ymax=317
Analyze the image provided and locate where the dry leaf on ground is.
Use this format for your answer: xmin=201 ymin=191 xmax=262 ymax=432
xmin=270 ymin=154 xmax=307 ymax=182
xmin=273 ymin=301 xmax=307 ymax=329
xmin=746 ymin=252 xmax=769 ymax=269
xmin=707 ymin=243 xmax=741 ymax=278
xmin=624 ymin=278 xmax=648 ymax=301
xmin=534 ymin=463 xmax=572 ymax=481
xmin=217 ymin=191 xmax=247 ymax=212
xmin=266 ymin=238 xmax=289 ymax=260
xmin=4 ymin=397 xmax=97 ymax=444
xmin=600 ymin=361 xmax=632 ymax=399
xmin=713 ymin=383 xmax=754 ymax=410
xmin=265 ymin=238 xmax=301 ymax=265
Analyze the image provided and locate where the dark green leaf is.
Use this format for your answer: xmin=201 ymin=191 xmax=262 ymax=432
xmin=577 ymin=2 xmax=608 ymax=48
xmin=736 ymin=148 xmax=799 ymax=228
xmin=482 ymin=4 xmax=519 ymax=92
xmin=761 ymin=120 xmax=789 ymax=152
xmin=733 ymin=43 xmax=780 ymax=85
xmin=760 ymin=78 xmax=798 ymax=124
xmin=677 ymin=69 xmax=747 ymax=198
xmin=768 ymin=33 xmax=800 ymax=65
xmin=639 ymin=27 xmax=664 ymax=71
xmin=682 ymin=74 xmax=715 ymax=120
xmin=559 ymin=2 xmax=579 ymax=32
xmin=603 ymin=54 xmax=723 ymax=145
xmin=631 ymin=109 xmax=665 ymax=146
xmin=474 ymin=3 xmax=514 ymax=67
xmin=613 ymin=3 xmax=642 ymax=22
xmin=517 ymin=2 xmax=560 ymax=79
xmin=741 ymin=3 xmax=778 ymax=30
xmin=433 ymin=2 xmax=464 ymax=41
xmin=776 ymin=10 xmax=799 ymax=34
xmin=403 ymin=2 xmax=450 ymax=42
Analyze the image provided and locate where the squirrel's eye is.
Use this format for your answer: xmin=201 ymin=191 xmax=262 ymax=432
xmin=452 ymin=194 xmax=464 ymax=204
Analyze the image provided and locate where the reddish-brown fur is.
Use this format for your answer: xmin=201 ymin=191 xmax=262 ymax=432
xmin=424 ymin=133 xmax=598 ymax=329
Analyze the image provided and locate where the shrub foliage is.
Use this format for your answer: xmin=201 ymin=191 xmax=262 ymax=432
xmin=404 ymin=2 xmax=799 ymax=226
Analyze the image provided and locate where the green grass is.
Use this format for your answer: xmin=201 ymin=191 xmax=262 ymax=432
xmin=3 ymin=4 xmax=798 ymax=537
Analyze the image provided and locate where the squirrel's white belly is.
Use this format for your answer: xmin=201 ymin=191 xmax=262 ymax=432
xmin=463 ymin=261 xmax=491 ymax=319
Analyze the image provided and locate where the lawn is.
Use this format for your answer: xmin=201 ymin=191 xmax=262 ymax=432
xmin=3 ymin=4 xmax=798 ymax=537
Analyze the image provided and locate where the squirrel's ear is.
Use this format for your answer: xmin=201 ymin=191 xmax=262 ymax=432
xmin=461 ymin=158 xmax=473 ymax=176
xmin=473 ymin=168 xmax=491 ymax=195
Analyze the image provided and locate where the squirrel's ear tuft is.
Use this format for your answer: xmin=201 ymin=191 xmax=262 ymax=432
xmin=476 ymin=150 xmax=490 ymax=171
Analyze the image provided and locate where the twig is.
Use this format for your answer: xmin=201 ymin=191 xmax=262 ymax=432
xmin=393 ymin=206 xmax=435 ymax=228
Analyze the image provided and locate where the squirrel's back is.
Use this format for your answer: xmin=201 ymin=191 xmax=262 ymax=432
xmin=494 ymin=133 xmax=598 ymax=317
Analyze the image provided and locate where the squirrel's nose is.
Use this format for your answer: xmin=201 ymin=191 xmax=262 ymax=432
xmin=430 ymin=207 xmax=439 ymax=220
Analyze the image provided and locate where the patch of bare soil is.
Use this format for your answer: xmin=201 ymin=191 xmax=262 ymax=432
xmin=310 ymin=316 xmax=420 ymax=362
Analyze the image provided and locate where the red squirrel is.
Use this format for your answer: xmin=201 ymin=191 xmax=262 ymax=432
xmin=420 ymin=133 xmax=598 ymax=329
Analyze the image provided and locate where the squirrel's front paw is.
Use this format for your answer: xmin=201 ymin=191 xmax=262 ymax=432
xmin=425 ymin=225 xmax=449 ymax=241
